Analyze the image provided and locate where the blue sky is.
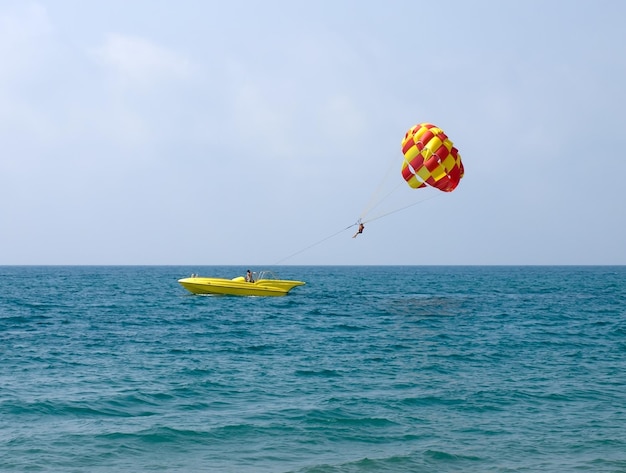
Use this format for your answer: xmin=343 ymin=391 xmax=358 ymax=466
xmin=1 ymin=1 xmax=625 ymax=265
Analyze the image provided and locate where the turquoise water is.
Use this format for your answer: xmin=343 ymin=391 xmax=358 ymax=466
xmin=1 ymin=266 xmax=625 ymax=472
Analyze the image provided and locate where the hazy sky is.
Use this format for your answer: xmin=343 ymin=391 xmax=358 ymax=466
xmin=2 ymin=1 xmax=625 ymax=265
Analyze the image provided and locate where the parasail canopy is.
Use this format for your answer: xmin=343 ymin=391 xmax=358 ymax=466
xmin=401 ymin=123 xmax=464 ymax=192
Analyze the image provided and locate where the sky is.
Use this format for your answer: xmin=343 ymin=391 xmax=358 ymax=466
xmin=1 ymin=0 xmax=625 ymax=266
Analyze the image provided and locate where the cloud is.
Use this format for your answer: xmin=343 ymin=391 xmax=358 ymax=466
xmin=0 ymin=3 xmax=52 ymax=82
xmin=94 ymin=33 xmax=192 ymax=88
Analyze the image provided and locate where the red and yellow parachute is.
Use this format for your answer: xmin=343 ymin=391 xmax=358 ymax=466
xmin=401 ymin=123 xmax=464 ymax=192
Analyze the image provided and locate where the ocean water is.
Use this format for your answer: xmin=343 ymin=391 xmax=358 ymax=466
xmin=1 ymin=266 xmax=625 ymax=472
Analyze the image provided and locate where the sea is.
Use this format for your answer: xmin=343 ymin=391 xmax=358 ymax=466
xmin=1 ymin=265 xmax=625 ymax=472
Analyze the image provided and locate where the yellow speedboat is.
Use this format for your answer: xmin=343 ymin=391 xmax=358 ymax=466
xmin=178 ymin=271 xmax=305 ymax=297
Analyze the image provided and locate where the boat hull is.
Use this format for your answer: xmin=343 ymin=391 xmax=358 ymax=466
xmin=178 ymin=277 xmax=305 ymax=297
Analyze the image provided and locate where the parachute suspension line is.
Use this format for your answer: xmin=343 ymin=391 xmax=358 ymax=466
xmin=361 ymin=192 xmax=442 ymax=225
xmin=359 ymin=152 xmax=402 ymax=221
xmin=358 ymin=148 xmax=437 ymax=226
xmin=273 ymin=223 xmax=358 ymax=265
xmin=360 ymin=181 xmax=405 ymax=221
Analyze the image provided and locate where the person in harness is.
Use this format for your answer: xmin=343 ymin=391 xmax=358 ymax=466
xmin=352 ymin=222 xmax=365 ymax=238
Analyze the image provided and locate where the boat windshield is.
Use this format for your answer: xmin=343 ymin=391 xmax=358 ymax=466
xmin=256 ymin=270 xmax=279 ymax=280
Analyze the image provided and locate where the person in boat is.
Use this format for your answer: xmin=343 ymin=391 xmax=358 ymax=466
xmin=352 ymin=222 xmax=365 ymax=238
xmin=245 ymin=270 xmax=254 ymax=283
